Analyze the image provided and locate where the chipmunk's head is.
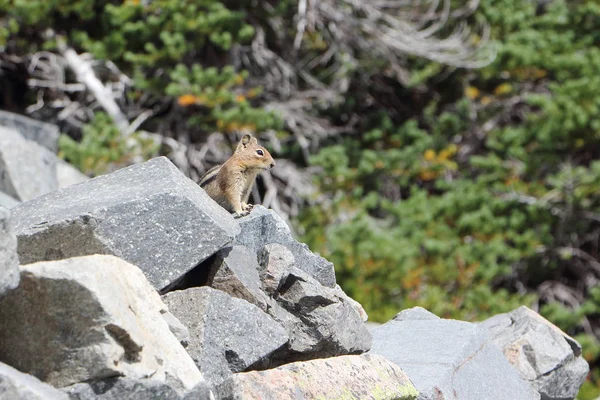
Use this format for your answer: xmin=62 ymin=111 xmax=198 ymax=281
xmin=235 ymin=134 xmax=276 ymax=170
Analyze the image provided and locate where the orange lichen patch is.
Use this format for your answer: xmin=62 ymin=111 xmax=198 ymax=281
xmin=177 ymin=94 xmax=199 ymax=107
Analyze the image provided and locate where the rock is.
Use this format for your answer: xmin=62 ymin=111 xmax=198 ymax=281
xmin=61 ymin=372 xmax=217 ymax=400
xmin=235 ymin=206 xmax=336 ymax=288
xmin=0 ymin=207 xmax=19 ymax=297
xmin=182 ymin=381 xmax=215 ymax=400
xmin=335 ymin=284 xmax=369 ymax=322
xmin=0 ymin=255 xmax=203 ymax=390
xmin=207 ymin=243 xmax=371 ymax=364
xmin=0 ymin=110 xmax=60 ymax=152
xmin=0 ymin=126 xmax=58 ymax=202
xmin=272 ymin=268 xmax=372 ymax=359
xmin=61 ymin=378 xmax=181 ymax=400
xmin=393 ymin=306 xmax=440 ymax=321
xmin=162 ymin=287 xmax=288 ymax=385
xmin=257 ymin=243 xmax=294 ymax=296
xmin=215 ymin=353 xmax=419 ymax=400
xmin=161 ymin=310 xmax=191 ymax=348
xmin=481 ymin=306 xmax=589 ymax=400
xmin=10 ymin=156 xmax=240 ymax=291
xmin=207 ymin=245 xmax=270 ymax=311
xmin=370 ymin=307 xmax=540 ymax=400
xmin=0 ymin=191 xmax=20 ymax=209
xmin=0 ymin=361 xmax=69 ymax=400
xmin=56 ymin=159 xmax=89 ymax=189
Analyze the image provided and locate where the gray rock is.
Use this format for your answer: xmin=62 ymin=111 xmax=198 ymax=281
xmin=0 ymin=361 xmax=69 ymax=400
xmin=481 ymin=306 xmax=588 ymax=400
xmin=370 ymin=309 xmax=540 ymax=400
xmin=162 ymin=287 xmax=288 ymax=385
xmin=0 ymin=110 xmax=60 ymax=152
xmin=257 ymin=243 xmax=294 ymax=296
xmin=273 ymin=268 xmax=372 ymax=358
xmin=182 ymin=381 xmax=215 ymax=400
xmin=184 ymin=208 xmax=369 ymax=366
xmin=0 ymin=126 xmax=58 ymax=201
xmin=215 ymin=353 xmax=419 ymax=400
xmin=161 ymin=310 xmax=191 ymax=348
xmin=0 ymin=207 xmax=19 ymax=297
xmin=0 ymin=255 xmax=203 ymax=390
xmin=0 ymin=191 xmax=20 ymax=209
xmin=207 ymin=245 xmax=270 ymax=311
xmin=235 ymin=206 xmax=335 ymax=288
xmin=207 ymin=243 xmax=372 ymax=364
xmin=11 ymin=156 xmax=240 ymax=291
xmin=62 ymin=378 xmax=181 ymax=400
xmin=393 ymin=306 xmax=440 ymax=321
xmin=335 ymin=284 xmax=369 ymax=322
xmin=56 ymin=159 xmax=89 ymax=189
xmin=62 ymin=377 xmax=216 ymax=400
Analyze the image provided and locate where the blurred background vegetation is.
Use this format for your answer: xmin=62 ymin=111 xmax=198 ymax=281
xmin=1 ymin=0 xmax=599 ymax=397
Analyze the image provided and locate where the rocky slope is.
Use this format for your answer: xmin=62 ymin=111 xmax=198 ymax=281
xmin=0 ymin=111 xmax=590 ymax=399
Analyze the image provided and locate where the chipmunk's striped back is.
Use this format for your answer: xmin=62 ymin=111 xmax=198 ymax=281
xmin=199 ymin=165 xmax=221 ymax=188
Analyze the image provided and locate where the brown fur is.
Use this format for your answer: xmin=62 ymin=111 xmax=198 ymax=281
xmin=199 ymin=134 xmax=275 ymax=216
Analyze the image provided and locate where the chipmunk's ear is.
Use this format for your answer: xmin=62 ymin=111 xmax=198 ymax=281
xmin=238 ymin=134 xmax=257 ymax=150
xmin=241 ymin=134 xmax=252 ymax=145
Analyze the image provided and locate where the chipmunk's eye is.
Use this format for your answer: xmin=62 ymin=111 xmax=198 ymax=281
xmin=256 ymin=149 xmax=264 ymax=156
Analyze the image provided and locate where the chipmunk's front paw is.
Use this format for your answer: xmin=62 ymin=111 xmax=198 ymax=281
xmin=241 ymin=202 xmax=254 ymax=212
xmin=233 ymin=209 xmax=250 ymax=218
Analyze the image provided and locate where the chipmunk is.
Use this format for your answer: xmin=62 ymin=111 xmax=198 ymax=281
xmin=199 ymin=134 xmax=276 ymax=217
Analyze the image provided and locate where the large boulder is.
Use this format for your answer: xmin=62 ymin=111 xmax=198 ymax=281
xmin=204 ymin=236 xmax=371 ymax=365
xmin=0 ymin=255 xmax=203 ymax=390
xmin=0 ymin=110 xmax=60 ymax=153
xmin=0 ymin=362 xmax=69 ymax=400
xmin=481 ymin=306 xmax=589 ymax=400
xmin=234 ymin=206 xmax=335 ymax=288
xmin=10 ymin=156 xmax=240 ymax=291
xmin=0 ymin=126 xmax=58 ymax=202
xmin=370 ymin=307 xmax=540 ymax=400
xmin=215 ymin=353 xmax=419 ymax=400
xmin=162 ymin=287 xmax=289 ymax=385
xmin=0 ymin=207 xmax=19 ymax=297
xmin=271 ymin=267 xmax=372 ymax=359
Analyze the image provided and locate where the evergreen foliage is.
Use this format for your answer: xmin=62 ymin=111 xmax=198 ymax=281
xmin=1 ymin=0 xmax=599 ymax=397
xmin=299 ymin=1 xmax=600 ymax=397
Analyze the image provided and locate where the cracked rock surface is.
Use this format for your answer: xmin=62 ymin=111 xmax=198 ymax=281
xmin=481 ymin=306 xmax=589 ymax=400
xmin=0 ymin=255 xmax=203 ymax=391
